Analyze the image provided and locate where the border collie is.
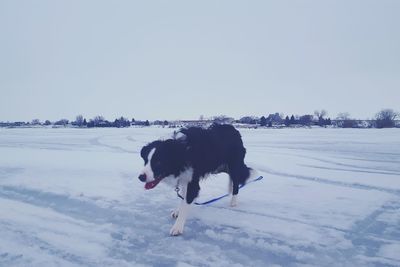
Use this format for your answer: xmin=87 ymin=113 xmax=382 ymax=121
xmin=138 ymin=124 xmax=253 ymax=236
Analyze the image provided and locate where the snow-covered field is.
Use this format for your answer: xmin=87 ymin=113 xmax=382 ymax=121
xmin=0 ymin=127 xmax=399 ymax=267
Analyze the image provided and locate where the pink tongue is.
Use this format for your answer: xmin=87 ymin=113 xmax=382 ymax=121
xmin=144 ymin=179 xmax=162 ymax=190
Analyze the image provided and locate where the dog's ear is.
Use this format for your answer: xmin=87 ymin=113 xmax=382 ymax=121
xmin=163 ymin=139 xmax=186 ymax=154
xmin=140 ymin=141 xmax=161 ymax=160
xmin=162 ymin=139 xmax=186 ymax=171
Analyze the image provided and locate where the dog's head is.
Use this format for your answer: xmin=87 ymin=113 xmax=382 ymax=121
xmin=138 ymin=139 xmax=186 ymax=190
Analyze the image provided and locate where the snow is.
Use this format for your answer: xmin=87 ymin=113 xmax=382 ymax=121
xmin=0 ymin=127 xmax=399 ymax=266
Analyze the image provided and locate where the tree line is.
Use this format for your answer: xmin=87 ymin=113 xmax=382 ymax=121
xmin=0 ymin=109 xmax=398 ymax=129
xmin=225 ymin=108 xmax=399 ymax=128
xmin=0 ymin=116 xmax=152 ymax=128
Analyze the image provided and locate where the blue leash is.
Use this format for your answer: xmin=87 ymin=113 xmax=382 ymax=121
xmin=175 ymin=176 xmax=264 ymax=205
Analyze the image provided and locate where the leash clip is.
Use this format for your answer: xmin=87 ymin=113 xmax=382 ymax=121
xmin=175 ymin=180 xmax=180 ymax=193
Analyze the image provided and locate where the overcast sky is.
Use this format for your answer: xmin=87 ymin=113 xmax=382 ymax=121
xmin=1 ymin=0 xmax=399 ymax=121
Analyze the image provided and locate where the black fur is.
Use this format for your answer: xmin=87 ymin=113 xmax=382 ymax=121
xmin=139 ymin=124 xmax=251 ymax=204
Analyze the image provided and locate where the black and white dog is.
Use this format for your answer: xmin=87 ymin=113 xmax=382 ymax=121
xmin=138 ymin=124 xmax=253 ymax=236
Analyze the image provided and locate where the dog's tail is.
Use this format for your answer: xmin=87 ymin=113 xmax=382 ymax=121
xmin=238 ymin=165 xmax=258 ymax=185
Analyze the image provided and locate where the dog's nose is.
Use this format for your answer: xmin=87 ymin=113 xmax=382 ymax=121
xmin=138 ymin=174 xmax=146 ymax=182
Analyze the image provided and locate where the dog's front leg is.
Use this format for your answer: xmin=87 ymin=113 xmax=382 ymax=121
xmin=169 ymin=200 xmax=191 ymax=236
xmin=170 ymin=180 xmax=199 ymax=236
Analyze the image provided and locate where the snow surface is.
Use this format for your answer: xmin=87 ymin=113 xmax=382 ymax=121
xmin=0 ymin=127 xmax=399 ymax=267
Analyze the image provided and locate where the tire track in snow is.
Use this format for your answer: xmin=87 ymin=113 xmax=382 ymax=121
xmin=299 ymin=155 xmax=400 ymax=175
xmin=186 ymin=219 xmax=342 ymax=267
xmin=261 ymin=144 xmax=400 ymax=157
xmin=0 ymin=186 xmax=173 ymax=265
xmin=0 ymin=185 xmax=330 ymax=267
xmin=264 ymin=150 xmax=400 ymax=174
xmin=333 ymin=155 xmax=400 ymax=165
xmin=89 ymin=135 xmax=137 ymax=154
xmin=0 ymin=185 xmax=148 ymax=227
xmin=0 ymin=221 xmax=92 ymax=266
xmin=343 ymin=200 xmax=400 ymax=267
xmin=0 ymin=167 xmax=24 ymax=179
xmin=299 ymin=164 xmax=400 ymax=176
xmin=126 ymin=135 xmax=137 ymax=143
xmin=207 ymin=205 xmax=348 ymax=233
xmin=257 ymin=166 xmax=400 ymax=196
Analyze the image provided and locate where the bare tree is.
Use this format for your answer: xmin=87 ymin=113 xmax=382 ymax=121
xmin=314 ymin=110 xmax=327 ymax=119
xmin=266 ymin=113 xmax=283 ymax=125
xmin=336 ymin=112 xmax=350 ymax=120
xmin=375 ymin=109 xmax=398 ymax=128
xmin=31 ymin=119 xmax=41 ymax=125
xmin=213 ymin=115 xmax=234 ymax=124
xmin=314 ymin=110 xmax=328 ymax=126
xmin=239 ymin=116 xmax=259 ymax=124
xmin=336 ymin=112 xmax=357 ymax=128
xmin=54 ymin=119 xmax=69 ymax=126
xmin=93 ymin=116 xmax=105 ymax=124
xmin=299 ymin=115 xmax=313 ymax=126
xmin=75 ymin=115 xmax=84 ymax=127
xmin=260 ymin=116 xmax=267 ymax=126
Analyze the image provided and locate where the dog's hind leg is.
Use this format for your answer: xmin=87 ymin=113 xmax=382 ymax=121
xmin=229 ymin=162 xmax=249 ymax=207
xmin=230 ymin=179 xmax=239 ymax=207
xmin=227 ymin=171 xmax=240 ymax=207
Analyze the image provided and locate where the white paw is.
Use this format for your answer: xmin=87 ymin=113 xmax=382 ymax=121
xmin=170 ymin=209 xmax=179 ymax=219
xmin=170 ymin=223 xmax=184 ymax=236
xmin=230 ymin=195 xmax=237 ymax=207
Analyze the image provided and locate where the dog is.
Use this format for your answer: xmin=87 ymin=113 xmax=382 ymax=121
xmin=138 ymin=124 xmax=253 ymax=236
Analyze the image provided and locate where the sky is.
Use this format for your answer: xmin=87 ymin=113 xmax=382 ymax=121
xmin=0 ymin=0 xmax=399 ymax=122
